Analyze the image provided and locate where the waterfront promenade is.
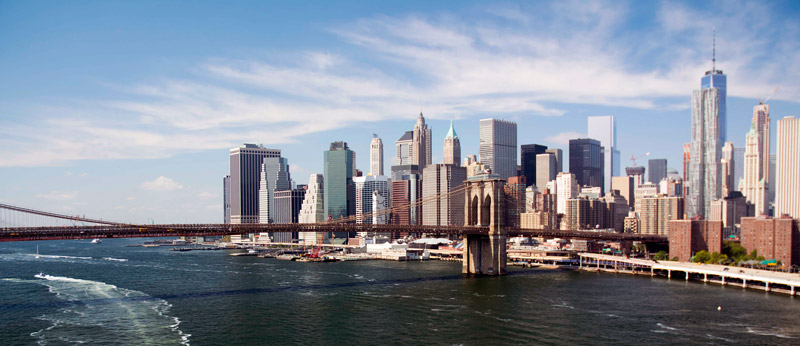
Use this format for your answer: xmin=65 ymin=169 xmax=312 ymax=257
xmin=579 ymin=253 xmax=800 ymax=295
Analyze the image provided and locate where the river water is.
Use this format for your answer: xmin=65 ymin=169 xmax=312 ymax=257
xmin=1 ymin=238 xmax=799 ymax=345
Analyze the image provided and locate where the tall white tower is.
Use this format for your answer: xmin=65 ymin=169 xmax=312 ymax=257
xmin=775 ymin=116 xmax=799 ymax=218
xmin=370 ymin=134 xmax=384 ymax=176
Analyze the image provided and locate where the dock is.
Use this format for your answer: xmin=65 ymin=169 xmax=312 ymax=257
xmin=578 ymin=253 xmax=800 ymax=296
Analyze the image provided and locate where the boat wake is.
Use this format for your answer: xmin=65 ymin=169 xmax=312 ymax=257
xmin=25 ymin=274 xmax=190 ymax=345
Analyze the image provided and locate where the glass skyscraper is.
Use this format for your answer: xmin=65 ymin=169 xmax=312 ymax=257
xmin=324 ymin=141 xmax=355 ymax=241
xmin=701 ymin=70 xmax=727 ymax=146
xmin=587 ymin=115 xmax=620 ymax=194
xmin=568 ymin=138 xmax=604 ymax=192
xmin=479 ymin=118 xmax=517 ymax=180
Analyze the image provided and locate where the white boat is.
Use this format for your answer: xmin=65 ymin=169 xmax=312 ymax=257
xmin=91 ymin=239 xmax=102 ymax=244
xmin=35 ymin=246 xmax=40 ymax=259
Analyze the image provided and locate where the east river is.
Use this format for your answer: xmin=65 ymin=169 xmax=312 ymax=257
xmin=2 ymin=239 xmax=799 ymax=345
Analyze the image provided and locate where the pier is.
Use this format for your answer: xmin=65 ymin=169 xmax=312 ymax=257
xmin=579 ymin=253 xmax=800 ymax=296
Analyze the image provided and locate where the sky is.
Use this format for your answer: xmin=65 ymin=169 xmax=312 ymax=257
xmin=1 ymin=0 xmax=799 ymax=224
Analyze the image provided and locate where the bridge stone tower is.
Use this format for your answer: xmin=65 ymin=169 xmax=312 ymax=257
xmin=463 ymin=177 xmax=507 ymax=276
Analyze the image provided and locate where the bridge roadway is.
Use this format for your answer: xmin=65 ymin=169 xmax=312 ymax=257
xmin=0 ymin=223 xmax=668 ymax=243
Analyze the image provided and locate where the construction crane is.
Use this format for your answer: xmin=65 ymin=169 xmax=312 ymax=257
xmin=629 ymin=152 xmax=650 ymax=167
xmin=759 ymin=86 xmax=781 ymax=104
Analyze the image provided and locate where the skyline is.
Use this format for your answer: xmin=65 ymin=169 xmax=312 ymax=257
xmin=1 ymin=0 xmax=800 ymax=223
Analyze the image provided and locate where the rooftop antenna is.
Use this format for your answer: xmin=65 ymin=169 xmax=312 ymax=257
xmin=712 ymin=26 xmax=716 ymax=73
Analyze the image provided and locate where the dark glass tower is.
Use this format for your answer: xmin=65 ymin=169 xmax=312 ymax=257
xmin=521 ymin=144 xmax=547 ymax=187
xmin=569 ymin=138 xmax=604 ymax=192
xmin=324 ymin=141 xmax=355 ymax=241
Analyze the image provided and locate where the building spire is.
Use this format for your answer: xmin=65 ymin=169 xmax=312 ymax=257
xmin=446 ymin=118 xmax=458 ymax=139
xmin=712 ymin=26 xmax=716 ymax=73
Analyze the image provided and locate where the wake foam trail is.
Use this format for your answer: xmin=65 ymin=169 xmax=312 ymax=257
xmin=102 ymin=257 xmax=129 ymax=262
xmin=29 ymin=274 xmax=190 ymax=345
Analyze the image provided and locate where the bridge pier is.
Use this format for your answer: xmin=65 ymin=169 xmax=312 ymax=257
xmin=462 ymin=177 xmax=507 ymax=276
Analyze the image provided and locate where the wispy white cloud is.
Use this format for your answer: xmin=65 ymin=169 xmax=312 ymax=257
xmin=35 ymin=190 xmax=78 ymax=201
xmin=197 ymin=192 xmax=216 ymax=199
xmin=0 ymin=1 xmax=797 ymax=168
xmin=140 ymin=176 xmax=184 ymax=191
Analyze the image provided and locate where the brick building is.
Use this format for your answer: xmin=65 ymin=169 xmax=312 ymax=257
xmin=668 ymin=220 xmax=723 ymax=262
xmin=740 ymin=216 xmax=800 ymax=267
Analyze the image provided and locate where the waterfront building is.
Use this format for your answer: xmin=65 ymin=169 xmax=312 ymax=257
xmin=569 ymin=138 xmax=604 ymax=192
xmin=535 ymin=153 xmax=557 ymax=191
xmin=443 ymin=120 xmax=461 ymax=166
xmin=588 ymin=116 xmax=620 ymax=193
xmin=556 ymin=172 xmax=579 ymax=215
xmin=504 ymin=176 xmax=526 ymax=228
xmin=721 ymin=142 xmax=735 ymax=197
xmin=422 ymin=164 xmax=466 ymax=226
xmin=354 ymin=175 xmax=390 ymax=225
xmin=324 ymin=141 xmax=355 ymax=242
xmin=775 ymin=116 xmax=799 ymax=218
xmin=521 ymin=144 xmax=547 ymax=188
xmin=479 ymin=118 xmax=517 ymax=180
xmin=370 ymin=134 xmax=384 ymax=177
xmin=669 ymin=220 xmax=723 ymax=262
xmin=688 ymin=63 xmax=725 ymax=218
xmin=638 ymin=196 xmax=684 ymax=236
xmin=648 ymin=159 xmax=667 ymax=184
xmin=273 ymin=187 xmax=306 ymax=242
xmin=546 ymin=148 xmax=563 ymax=173
xmin=223 ymin=175 xmax=231 ymax=224
xmin=229 ymin=144 xmax=281 ymax=224
xmin=611 ymin=175 xmax=635 ymax=209
xmin=740 ymin=216 xmax=800 ymax=267
xmin=298 ymin=174 xmax=325 ymax=244
xmin=258 ymin=156 xmax=291 ymax=224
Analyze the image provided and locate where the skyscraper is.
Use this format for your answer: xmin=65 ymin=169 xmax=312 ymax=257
xmin=298 ymin=174 xmax=325 ymax=245
xmin=556 ymin=172 xmax=579 ymax=215
xmin=569 ymin=138 xmax=604 ymax=191
xmin=648 ymin=159 xmax=667 ymax=184
xmin=273 ymin=187 xmax=306 ymax=243
xmin=354 ymin=175 xmax=390 ymax=225
xmin=443 ymin=119 xmax=461 ymax=166
xmin=535 ymin=153 xmax=557 ymax=191
xmin=775 ymin=116 xmax=799 ymax=218
xmin=587 ymin=116 xmax=620 ymax=193
xmin=687 ymin=87 xmax=722 ymax=218
xmin=324 ymin=141 xmax=355 ymax=237
xmin=422 ymin=164 xmax=466 ymax=226
xmin=395 ymin=131 xmax=413 ymax=165
xmin=229 ymin=144 xmax=281 ymax=224
xmin=370 ymin=134 xmax=384 ymax=176
xmin=701 ymin=33 xmax=727 ymax=146
xmin=742 ymin=103 xmax=771 ymax=215
xmin=223 ymin=175 xmax=231 ymax=224
xmin=521 ymin=144 xmax=547 ymax=188
xmin=546 ymin=148 xmax=563 ymax=173
xmin=479 ymin=118 xmax=517 ymax=180
xmin=258 ymin=156 xmax=291 ymax=224
xmin=412 ymin=113 xmax=432 ymax=169
xmin=721 ymin=142 xmax=735 ymax=197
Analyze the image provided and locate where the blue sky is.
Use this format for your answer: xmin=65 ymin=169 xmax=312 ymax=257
xmin=1 ymin=0 xmax=799 ymax=223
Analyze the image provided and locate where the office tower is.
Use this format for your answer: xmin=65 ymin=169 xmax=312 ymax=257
xmin=422 ymin=164 xmax=467 ymax=226
xmin=556 ymin=172 xmax=579 ymax=214
xmin=229 ymin=144 xmax=281 ymax=224
xmin=546 ymin=148 xmax=563 ymax=173
xmin=775 ymin=116 xmax=800 ymax=218
xmin=638 ymin=196 xmax=684 ymax=236
xmin=688 ymin=34 xmax=726 ymax=218
xmin=659 ymin=176 xmax=683 ymax=197
xmin=443 ymin=120 xmax=461 ymax=166
xmin=535 ymin=153 xmax=557 ymax=190
xmin=391 ymin=174 xmax=421 ymax=226
xmin=354 ymin=175 xmax=390 ymax=225
xmin=648 ymin=159 xmax=667 ymax=185
xmin=479 ymin=118 xmax=518 ymax=180
xmin=569 ymin=138 xmax=604 ymax=191
xmin=413 ymin=113 xmax=432 ymax=169
xmin=634 ymin=183 xmax=659 ymax=215
xmin=769 ymin=154 xmax=776 ymax=209
xmin=709 ymin=191 xmax=749 ymax=238
xmin=721 ymin=142 xmax=735 ymax=197
xmin=370 ymin=134 xmax=384 ymax=176
xmin=742 ymin=103 xmax=771 ymax=215
xmin=299 ymin=174 xmax=325 ymax=244
xmin=258 ymin=157 xmax=291 ymax=224
xmin=611 ymin=176 xmax=635 ymax=208
xmin=223 ymin=175 xmax=231 ymax=224
xmin=588 ymin=116 xmax=620 ymax=193
xmin=395 ymin=131 xmax=414 ymax=165
xmin=682 ymin=143 xmax=691 ymax=197
xmin=521 ymin=144 xmax=547 ymax=187
xmin=687 ymin=87 xmax=722 ymax=218
xmin=564 ymin=197 xmax=616 ymax=231
xmin=324 ymin=142 xmax=355 ymax=242
xmin=504 ymin=176 xmax=527 ymax=228
xmin=273 ymin=187 xmax=306 ymax=243
xmin=604 ymin=190 xmax=629 ymax=232
xmin=733 ymin=147 xmax=745 ymax=188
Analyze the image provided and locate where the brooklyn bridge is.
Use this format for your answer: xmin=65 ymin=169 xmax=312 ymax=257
xmin=0 ymin=178 xmax=667 ymax=275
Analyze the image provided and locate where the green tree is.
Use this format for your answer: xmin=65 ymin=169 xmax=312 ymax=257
xmin=722 ymin=241 xmax=748 ymax=261
xmin=707 ymin=252 xmax=729 ymax=264
xmin=653 ymin=251 xmax=669 ymax=261
xmin=693 ymin=250 xmax=711 ymax=263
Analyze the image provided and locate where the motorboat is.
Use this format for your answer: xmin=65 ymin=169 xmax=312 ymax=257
xmin=91 ymin=239 xmax=102 ymax=244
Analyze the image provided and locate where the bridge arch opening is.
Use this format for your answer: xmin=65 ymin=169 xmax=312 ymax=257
xmin=469 ymin=196 xmax=479 ymax=226
xmin=481 ymin=194 xmax=491 ymax=226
